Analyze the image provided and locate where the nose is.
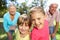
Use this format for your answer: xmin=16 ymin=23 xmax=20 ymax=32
xmin=22 ymin=24 xmax=25 ymax=30
xmin=35 ymin=20 xmax=39 ymax=26
xmin=22 ymin=27 xmax=25 ymax=30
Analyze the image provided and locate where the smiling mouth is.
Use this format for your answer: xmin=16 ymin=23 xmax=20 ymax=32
xmin=21 ymin=30 xmax=25 ymax=32
xmin=35 ymin=23 xmax=43 ymax=26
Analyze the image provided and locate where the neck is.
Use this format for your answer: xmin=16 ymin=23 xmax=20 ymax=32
xmin=38 ymin=24 xmax=44 ymax=30
xmin=20 ymin=32 xmax=29 ymax=38
xmin=37 ymin=20 xmax=45 ymax=30
xmin=10 ymin=14 xmax=15 ymax=16
xmin=10 ymin=14 xmax=15 ymax=21
xmin=49 ymin=10 xmax=53 ymax=15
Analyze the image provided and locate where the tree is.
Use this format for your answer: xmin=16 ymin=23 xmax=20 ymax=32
xmin=19 ymin=2 xmax=29 ymax=14
xmin=31 ymin=0 xmax=47 ymax=8
xmin=0 ymin=0 xmax=7 ymax=10
xmin=31 ymin=0 xmax=40 ymax=7
xmin=0 ymin=0 xmax=7 ymax=18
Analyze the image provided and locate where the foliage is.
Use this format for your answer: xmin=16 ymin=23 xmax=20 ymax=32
xmin=0 ymin=0 xmax=7 ymax=18
xmin=18 ymin=2 xmax=29 ymax=14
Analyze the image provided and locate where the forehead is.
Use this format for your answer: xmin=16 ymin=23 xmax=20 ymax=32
xmin=9 ymin=6 xmax=16 ymax=9
xmin=19 ymin=17 xmax=29 ymax=24
xmin=50 ymin=4 xmax=58 ymax=8
xmin=31 ymin=12 xmax=44 ymax=18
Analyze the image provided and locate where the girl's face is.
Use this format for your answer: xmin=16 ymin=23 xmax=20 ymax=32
xmin=18 ymin=23 xmax=29 ymax=34
xmin=31 ymin=12 xmax=45 ymax=28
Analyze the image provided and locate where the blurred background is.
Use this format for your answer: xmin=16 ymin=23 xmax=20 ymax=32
xmin=0 ymin=0 xmax=60 ymax=40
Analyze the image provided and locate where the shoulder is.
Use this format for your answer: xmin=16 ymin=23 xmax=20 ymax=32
xmin=54 ymin=11 xmax=59 ymax=15
xmin=15 ymin=28 xmax=19 ymax=33
xmin=3 ymin=12 xmax=9 ymax=17
xmin=45 ymin=11 xmax=49 ymax=14
xmin=16 ymin=12 xmax=20 ymax=15
xmin=3 ymin=12 xmax=9 ymax=19
xmin=44 ymin=20 xmax=48 ymax=23
xmin=44 ymin=20 xmax=49 ymax=27
xmin=31 ymin=27 xmax=37 ymax=34
xmin=26 ymin=34 xmax=30 ymax=40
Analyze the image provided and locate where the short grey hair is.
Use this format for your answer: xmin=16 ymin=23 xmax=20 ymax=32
xmin=49 ymin=3 xmax=58 ymax=8
xmin=7 ymin=3 xmax=16 ymax=9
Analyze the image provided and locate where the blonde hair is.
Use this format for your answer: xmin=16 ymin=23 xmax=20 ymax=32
xmin=30 ymin=6 xmax=45 ymax=15
xmin=17 ymin=14 xmax=31 ymax=27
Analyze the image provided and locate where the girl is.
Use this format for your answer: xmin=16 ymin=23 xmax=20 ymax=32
xmin=15 ymin=14 xmax=30 ymax=40
xmin=30 ymin=6 xmax=49 ymax=40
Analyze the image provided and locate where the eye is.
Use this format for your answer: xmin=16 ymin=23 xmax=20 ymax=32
xmin=25 ymin=24 xmax=28 ymax=26
xmin=37 ymin=18 xmax=41 ymax=20
xmin=20 ymin=24 xmax=23 ymax=26
xmin=32 ymin=19 xmax=35 ymax=21
xmin=18 ymin=25 xmax=22 ymax=29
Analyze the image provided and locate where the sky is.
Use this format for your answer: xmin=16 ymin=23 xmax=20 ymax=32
xmin=6 ymin=0 xmax=33 ymax=6
xmin=6 ymin=0 xmax=60 ymax=10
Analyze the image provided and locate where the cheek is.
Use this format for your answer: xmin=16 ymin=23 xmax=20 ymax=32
xmin=19 ymin=27 xmax=22 ymax=31
xmin=25 ymin=27 xmax=29 ymax=30
xmin=32 ymin=21 xmax=35 ymax=25
xmin=32 ymin=21 xmax=35 ymax=24
xmin=40 ymin=18 xmax=44 ymax=23
xmin=10 ymin=9 xmax=15 ymax=12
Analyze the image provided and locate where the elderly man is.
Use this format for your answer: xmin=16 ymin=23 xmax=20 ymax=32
xmin=46 ymin=3 xmax=59 ymax=40
xmin=3 ymin=4 xmax=20 ymax=40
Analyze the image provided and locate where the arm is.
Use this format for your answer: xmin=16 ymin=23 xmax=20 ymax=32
xmin=52 ymin=22 xmax=59 ymax=38
xmin=3 ymin=15 xmax=9 ymax=32
xmin=54 ymin=22 xmax=59 ymax=34
xmin=7 ymin=32 xmax=13 ymax=40
xmin=54 ymin=12 xmax=59 ymax=34
xmin=52 ymin=12 xmax=59 ymax=38
xmin=3 ymin=15 xmax=13 ymax=40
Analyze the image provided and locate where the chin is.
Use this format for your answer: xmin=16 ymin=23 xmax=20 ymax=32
xmin=11 ymin=14 xmax=15 ymax=15
xmin=21 ymin=32 xmax=25 ymax=34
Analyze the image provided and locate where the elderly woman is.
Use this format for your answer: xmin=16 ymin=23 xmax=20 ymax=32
xmin=3 ymin=4 xmax=20 ymax=40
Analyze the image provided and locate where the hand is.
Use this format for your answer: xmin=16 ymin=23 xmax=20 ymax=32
xmin=7 ymin=32 xmax=13 ymax=40
xmin=10 ymin=26 xmax=16 ymax=30
xmin=52 ymin=33 xmax=56 ymax=38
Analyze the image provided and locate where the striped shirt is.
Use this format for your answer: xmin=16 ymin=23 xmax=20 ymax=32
xmin=46 ymin=11 xmax=59 ymax=27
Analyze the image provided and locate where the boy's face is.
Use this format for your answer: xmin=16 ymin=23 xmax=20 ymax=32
xmin=31 ymin=12 xmax=45 ymax=28
xmin=18 ymin=23 xmax=29 ymax=34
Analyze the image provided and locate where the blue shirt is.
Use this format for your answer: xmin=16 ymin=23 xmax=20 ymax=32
xmin=3 ymin=12 xmax=20 ymax=32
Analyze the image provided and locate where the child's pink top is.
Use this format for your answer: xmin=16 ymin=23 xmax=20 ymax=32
xmin=31 ymin=20 xmax=49 ymax=40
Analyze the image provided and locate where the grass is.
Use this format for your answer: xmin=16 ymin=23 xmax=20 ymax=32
xmin=0 ymin=27 xmax=7 ymax=40
xmin=56 ymin=34 xmax=60 ymax=40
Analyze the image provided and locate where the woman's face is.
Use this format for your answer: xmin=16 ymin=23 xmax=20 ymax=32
xmin=18 ymin=23 xmax=29 ymax=34
xmin=9 ymin=6 xmax=16 ymax=15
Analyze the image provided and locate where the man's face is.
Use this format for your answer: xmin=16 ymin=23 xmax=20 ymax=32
xmin=9 ymin=6 xmax=16 ymax=15
xmin=31 ymin=12 xmax=45 ymax=28
xmin=49 ymin=4 xmax=58 ymax=14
